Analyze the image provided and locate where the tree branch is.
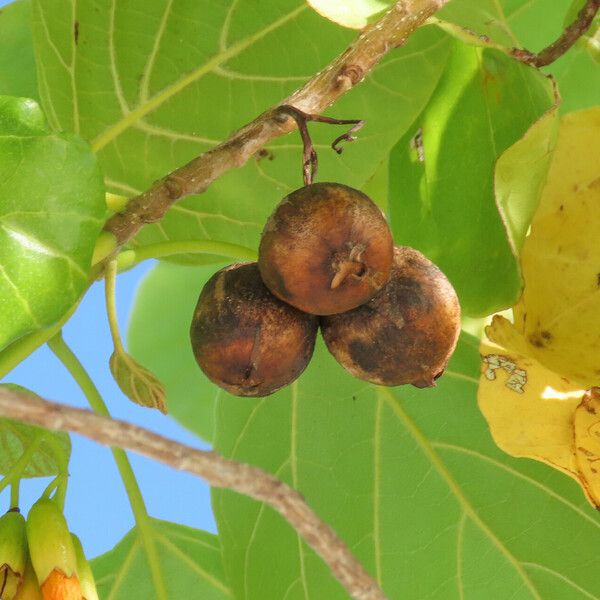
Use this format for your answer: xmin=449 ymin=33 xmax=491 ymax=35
xmin=101 ymin=0 xmax=450 ymax=254
xmin=512 ymin=0 xmax=599 ymax=67
xmin=0 ymin=388 xmax=388 ymax=600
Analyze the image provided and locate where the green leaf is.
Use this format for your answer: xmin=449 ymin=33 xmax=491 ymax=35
xmin=0 ymin=0 xmax=39 ymax=100
xmin=0 ymin=96 xmax=105 ymax=351
xmin=109 ymin=349 xmax=168 ymax=414
xmin=32 ymin=0 xmax=451 ymax=263
xmin=212 ymin=335 xmax=600 ymax=599
xmin=0 ymin=384 xmax=71 ymax=478
xmin=388 ymin=43 xmax=555 ymax=316
xmin=92 ymin=519 xmax=231 ymax=600
xmin=128 ymin=262 xmax=229 ymax=443
xmin=494 ymin=84 xmax=560 ymax=256
xmin=437 ymin=0 xmax=572 ymax=48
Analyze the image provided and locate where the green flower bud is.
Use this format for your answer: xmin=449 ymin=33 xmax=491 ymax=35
xmin=25 ymin=499 xmax=77 ymax=585
xmin=70 ymin=534 xmax=98 ymax=600
xmin=0 ymin=510 xmax=27 ymax=600
xmin=15 ymin=559 xmax=42 ymax=600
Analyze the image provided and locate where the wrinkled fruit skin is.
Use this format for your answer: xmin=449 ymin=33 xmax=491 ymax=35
xmin=190 ymin=263 xmax=318 ymax=397
xmin=258 ymin=182 xmax=393 ymax=315
xmin=321 ymin=246 xmax=461 ymax=387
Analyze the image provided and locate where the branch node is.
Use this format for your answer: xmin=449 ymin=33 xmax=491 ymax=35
xmin=164 ymin=176 xmax=184 ymax=200
xmin=337 ymin=64 xmax=364 ymax=88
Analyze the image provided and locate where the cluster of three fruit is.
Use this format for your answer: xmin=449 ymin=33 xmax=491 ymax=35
xmin=190 ymin=183 xmax=461 ymax=397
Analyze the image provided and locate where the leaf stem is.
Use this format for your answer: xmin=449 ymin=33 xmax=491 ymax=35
xmin=9 ymin=482 xmax=19 ymax=509
xmin=116 ymin=240 xmax=258 ymax=271
xmin=104 ymin=261 xmax=125 ymax=354
xmin=41 ymin=474 xmax=65 ymax=501
xmin=47 ymin=333 xmax=167 ymax=600
xmin=0 ymin=431 xmax=45 ymax=498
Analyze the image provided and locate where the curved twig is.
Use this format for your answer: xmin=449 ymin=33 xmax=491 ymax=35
xmin=512 ymin=0 xmax=599 ymax=67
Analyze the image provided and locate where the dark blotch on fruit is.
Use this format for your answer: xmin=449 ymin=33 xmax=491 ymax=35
xmin=190 ymin=263 xmax=318 ymax=397
xmin=320 ymin=246 xmax=461 ymax=388
xmin=258 ymin=182 xmax=393 ymax=315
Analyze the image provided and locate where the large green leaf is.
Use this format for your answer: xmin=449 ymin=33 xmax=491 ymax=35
xmin=0 ymin=0 xmax=38 ymax=100
xmin=128 ymin=262 xmax=229 ymax=443
xmin=388 ymin=43 xmax=555 ymax=316
xmin=32 ymin=0 xmax=451 ymax=262
xmin=211 ymin=335 xmax=600 ymax=599
xmin=0 ymin=96 xmax=104 ymax=351
xmin=92 ymin=519 xmax=231 ymax=600
xmin=0 ymin=384 xmax=71 ymax=478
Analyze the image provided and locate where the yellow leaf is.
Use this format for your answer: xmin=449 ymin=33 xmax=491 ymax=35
xmin=478 ymin=336 xmax=584 ymax=478
xmin=487 ymin=107 xmax=600 ymax=388
xmin=479 ymin=109 xmax=600 ymax=509
xmin=574 ymin=389 xmax=600 ymax=509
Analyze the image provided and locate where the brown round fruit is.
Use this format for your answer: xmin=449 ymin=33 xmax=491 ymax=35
xmin=190 ymin=263 xmax=317 ymax=397
xmin=320 ymin=246 xmax=461 ymax=388
xmin=258 ymin=182 xmax=393 ymax=315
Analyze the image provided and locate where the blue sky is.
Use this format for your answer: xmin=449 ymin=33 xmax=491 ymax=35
xmin=0 ymin=0 xmax=216 ymax=559
xmin=2 ymin=262 xmax=218 ymax=558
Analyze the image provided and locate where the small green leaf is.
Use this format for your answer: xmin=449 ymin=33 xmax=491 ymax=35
xmin=388 ymin=43 xmax=555 ymax=316
xmin=91 ymin=520 xmax=231 ymax=600
xmin=109 ymin=349 xmax=167 ymax=414
xmin=0 ymin=96 xmax=105 ymax=351
xmin=0 ymin=0 xmax=38 ymax=100
xmin=128 ymin=263 xmax=229 ymax=442
xmin=0 ymin=384 xmax=71 ymax=478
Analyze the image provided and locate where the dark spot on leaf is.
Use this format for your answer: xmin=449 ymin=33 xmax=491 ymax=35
xmin=74 ymin=20 xmax=79 ymax=44
xmin=541 ymin=330 xmax=552 ymax=341
xmin=559 ymin=204 xmax=564 ymax=211
xmin=256 ymin=148 xmax=274 ymax=161
xmin=597 ymin=273 xmax=600 ymax=287
xmin=529 ymin=333 xmax=547 ymax=348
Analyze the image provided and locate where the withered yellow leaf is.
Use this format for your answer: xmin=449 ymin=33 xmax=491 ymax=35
xmin=488 ymin=107 xmax=600 ymax=388
xmin=478 ymin=336 xmax=584 ymax=478
xmin=574 ymin=390 xmax=600 ymax=509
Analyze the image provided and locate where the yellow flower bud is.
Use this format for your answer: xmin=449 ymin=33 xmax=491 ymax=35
xmin=0 ymin=510 xmax=27 ymax=600
xmin=25 ymin=499 xmax=81 ymax=600
xmin=39 ymin=569 xmax=80 ymax=600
